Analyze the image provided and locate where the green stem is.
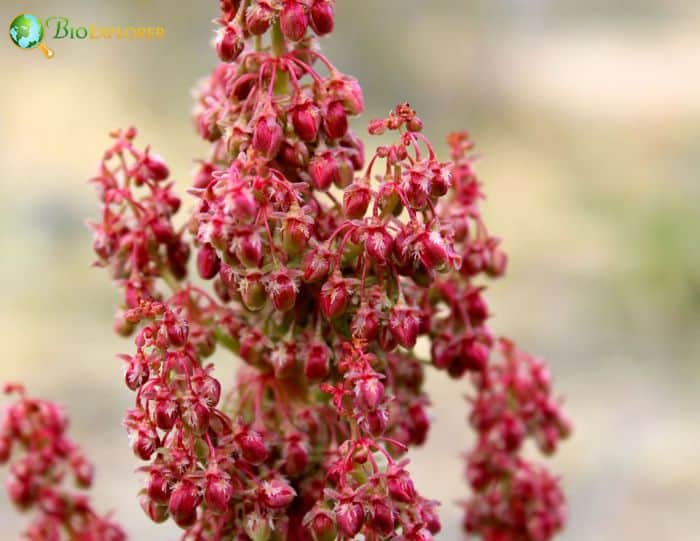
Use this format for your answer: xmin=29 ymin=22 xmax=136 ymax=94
xmin=213 ymin=327 xmax=239 ymax=354
xmin=271 ymin=21 xmax=289 ymax=94
xmin=271 ymin=20 xmax=286 ymax=57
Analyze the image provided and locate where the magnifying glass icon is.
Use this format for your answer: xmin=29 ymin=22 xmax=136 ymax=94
xmin=9 ymin=14 xmax=55 ymax=59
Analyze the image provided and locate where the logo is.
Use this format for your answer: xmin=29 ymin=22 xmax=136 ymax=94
xmin=9 ymin=14 xmax=54 ymax=59
xmin=9 ymin=14 xmax=166 ymax=59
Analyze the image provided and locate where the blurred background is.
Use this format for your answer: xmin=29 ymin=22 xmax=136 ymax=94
xmin=1 ymin=1 xmax=699 ymax=539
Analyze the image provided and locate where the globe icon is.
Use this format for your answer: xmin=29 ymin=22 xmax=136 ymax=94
xmin=9 ymin=14 xmax=53 ymax=58
xmin=9 ymin=14 xmax=43 ymax=49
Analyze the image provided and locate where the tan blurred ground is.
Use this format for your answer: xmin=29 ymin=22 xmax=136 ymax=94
xmin=1 ymin=1 xmax=699 ymax=540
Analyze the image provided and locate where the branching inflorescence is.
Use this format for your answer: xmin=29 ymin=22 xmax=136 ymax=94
xmin=1 ymin=2 xmax=570 ymax=540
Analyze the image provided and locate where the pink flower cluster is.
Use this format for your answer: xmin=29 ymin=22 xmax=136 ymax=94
xmin=1 ymin=3 xmax=570 ymax=540
xmin=0 ymin=384 xmax=125 ymax=540
xmin=463 ymin=340 xmax=570 ymax=540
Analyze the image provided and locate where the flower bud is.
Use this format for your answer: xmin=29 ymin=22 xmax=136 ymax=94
xmin=279 ymin=140 xmax=310 ymax=169
xmin=369 ymin=500 xmax=394 ymax=535
xmin=237 ymin=429 xmax=269 ymax=464
xmin=351 ymin=304 xmax=379 ymax=341
xmin=259 ymin=479 xmax=296 ymax=508
xmin=147 ymin=470 xmax=171 ymax=504
xmin=113 ymin=310 xmax=135 ymax=337
xmin=368 ymin=119 xmax=386 ymax=135
xmin=143 ymin=153 xmax=170 ymax=181
xmin=291 ymin=101 xmax=321 ymax=142
xmin=193 ymin=374 xmax=221 ymax=407
xmin=365 ymin=226 xmax=393 ymax=265
xmin=498 ymin=414 xmax=526 ymax=452
xmin=140 ymin=495 xmax=169 ymax=523
xmin=320 ymin=276 xmax=350 ymax=319
xmin=388 ymin=471 xmax=416 ymax=503
xmin=284 ymin=438 xmax=310 ymax=476
xmin=244 ymin=511 xmax=273 ymax=541
xmin=282 ymin=215 xmax=312 ymax=255
xmin=168 ymin=480 xmax=201 ymax=528
xmin=239 ymin=329 xmax=266 ymax=366
xmin=462 ymin=339 xmax=489 ymax=371
xmin=240 ymin=271 xmax=267 ymax=311
xmin=310 ymin=1 xmax=335 ymax=35
xmin=304 ymin=342 xmax=331 ymax=381
xmin=343 ymin=181 xmax=371 ymax=219
xmin=197 ymin=243 xmax=221 ymax=280
xmin=125 ymin=358 xmax=149 ymax=391
xmin=204 ymin=474 xmax=233 ymax=512
xmin=323 ymin=101 xmax=348 ymax=139
xmin=309 ymin=153 xmax=337 ymax=190
xmin=252 ymin=114 xmax=283 ymax=158
xmin=408 ymin=402 xmax=430 ymax=445
xmin=216 ymin=26 xmax=244 ymax=62
xmin=71 ymin=455 xmax=94 ymax=488
xmin=246 ymin=2 xmax=274 ymax=35
xmin=336 ymin=501 xmax=364 ymax=537
xmin=421 ymin=505 xmax=442 ymax=534
xmin=365 ymin=407 xmax=389 ymax=437
xmin=303 ymin=248 xmax=331 ymax=283
xmin=265 ymin=270 xmax=298 ymax=312
xmin=234 ymin=229 xmax=263 ymax=268
xmin=181 ymin=398 xmax=210 ymax=434
xmin=355 ymin=377 xmax=384 ymax=410
xmin=131 ymin=427 xmax=158 ymax=461
xmin=280 ymin=1 xmax=309 ymax=41
xmin=389 ymin=305 xmax=420 ymax=349
xmin=419 ymin=231 xmax=450 ymax=272
xmin=485 ymin=248 xmax=508 ymax=277
xmin=332 ymin=75 xmax=365 ymax=115
xmin=309 ymin=511 xmax=337 ymax=541
xmin=7 ymin=471 xmax=36 ymax=509
xmin=154 ymin=398 xmax=178 ymax=431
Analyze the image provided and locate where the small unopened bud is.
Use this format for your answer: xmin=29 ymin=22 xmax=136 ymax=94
xmin=388 ymin=471 xmax=416 ymax=503
xmin=310 ymin=1 xmax=335 ymax=35
xmin=292 ymin=101 xmax=321 ymax=142
xmin=369 ymin=500 xmax=394 ymax=535
xmin=252 ymin=114 xmax=283 ymax=158
xmin=335 ymin=501 xmax=364 ymax=537
xmin=246 ymin=2 xmax=274 ymax=35
xmin=309 ymin=511 xmax=337 ymax=541
xmin=304 ymin=342 xmax=331 ymax=381
xmin=265 ymin=270 xmax=298 ymax=312
xmin=147 ymin=470 xmax=171 ymax=504
xmin=168 ymin=480 xmax=201 ymax=528
xmin=309 ymin=153 xmax=337 ymax=190
xmin=280 ymin=1 xmax=309 ymax=41
xmin=389 ymin=305 xmax=420 ymax=349
xmin=140 ymin=495 xmax=169 ymax=523
xmin=259 ymin=479 xmax=296 ymax=508
xmin=320 ymin=276 xmax=350 ymax=319
xmin=204 ymin=474 xmax=233 ymax=512
xmin=197 ymin=243 xmax=221 ymax=280
xmin=343 ymin=181 xmax=371 ymax=219
xmin=144 ymin=153 xmax=170 ymax=181
xmin=355 ymin=377 xmax=384 ymax=410
xmin=216 ymin=26 xmax=244 ymax=62
xmin=237 ymin=429 xmax=269 ymax=464
xmin=323 ymin=100 xmax=348 ymax=139
xmin=154 ymin=398 xmax=178 ymax=431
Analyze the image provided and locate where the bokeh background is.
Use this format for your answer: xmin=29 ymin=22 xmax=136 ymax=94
xmin=2 ymin=1 xmax=699 ymax=539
